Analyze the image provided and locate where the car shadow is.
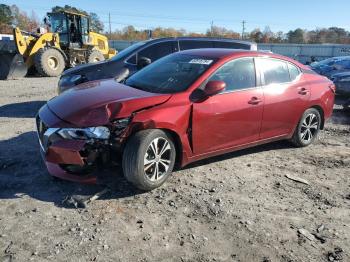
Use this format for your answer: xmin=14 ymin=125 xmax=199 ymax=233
xmin=0 ymin=132 xmax=293 ymax=208
xmin=182 ymin=140 xmax=292 ymax=170
xmin=0 ymin=101 xmax=46 ymax=118
xmin=0 ymin=131 xmax=143 ymax=209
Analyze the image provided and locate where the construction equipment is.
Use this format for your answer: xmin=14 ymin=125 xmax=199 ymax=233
xmin=0 ymin=10 xmax=116 ymax=80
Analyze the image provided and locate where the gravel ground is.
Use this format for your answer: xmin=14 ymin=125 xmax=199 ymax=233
xmin=0 ymin=77 xmax=349 ymax=262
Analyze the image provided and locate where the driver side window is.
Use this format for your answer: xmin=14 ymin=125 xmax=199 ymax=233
xmin=209 ymin=58 xmax=256 ymax=92
xmin=138 ymin=41 xmax=175 ymax=62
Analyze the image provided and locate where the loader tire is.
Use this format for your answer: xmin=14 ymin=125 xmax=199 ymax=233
xmin=34 ymin=48 xmax=65 ymax=77
xmin=87 ymin=50 xmax=105 ymax=63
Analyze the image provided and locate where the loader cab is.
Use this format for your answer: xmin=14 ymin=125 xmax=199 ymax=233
xmin=48 ymin=11 xmax=90 ymax=49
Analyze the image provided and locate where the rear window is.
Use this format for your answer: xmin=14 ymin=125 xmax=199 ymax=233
xmin=288 ymin=63 xmax=300 ymax=81
xmin=258 ymin=58 xmax=290 ymax=85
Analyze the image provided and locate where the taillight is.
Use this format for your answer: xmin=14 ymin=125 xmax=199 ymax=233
xmin=328 ymin=83 xmax=336 ymax=93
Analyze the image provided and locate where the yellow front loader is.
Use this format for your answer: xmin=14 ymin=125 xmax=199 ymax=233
xmin=0 ymin=10 xmax=116 ymax=80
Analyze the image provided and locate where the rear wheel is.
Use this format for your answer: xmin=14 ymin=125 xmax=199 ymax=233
xmin=291 ymin=108 xmax=321 ymax=147
xmin=87 ymin=50 xmax=105 ymax=63
xmin=34 ymin=48 xmax=65 ymax=77
xmin=122 ymin=129 xmax=176 ymax=191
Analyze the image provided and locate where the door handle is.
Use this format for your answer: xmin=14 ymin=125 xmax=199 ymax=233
xmin=248 ymin=97 xmax=262 ymax=105
xmin=298 ymin=87 xmax=309 ymax=95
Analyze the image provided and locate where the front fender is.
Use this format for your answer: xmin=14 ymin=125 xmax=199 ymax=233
xmin=124 ymin=102 xmax=193 ymax=166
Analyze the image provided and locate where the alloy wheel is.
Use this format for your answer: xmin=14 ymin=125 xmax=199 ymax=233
xmin=300 ymin=113 xmax=319 ymax=143
xmin=144 ymin=137 xmax=172 ymax=181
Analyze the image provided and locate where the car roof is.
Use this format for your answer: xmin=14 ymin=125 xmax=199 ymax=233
xmin=143 ymin=37 xmax=256 ymax=46
xmin=176 ymin=48 xmax=305 ymax=66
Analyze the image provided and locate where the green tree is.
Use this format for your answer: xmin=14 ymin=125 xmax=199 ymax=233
xmin=0 ymin=4 xmax=13 ymax=25
xmin=89 ymin=12 xmax=104 ymax=33
xmin=0 ymin=4 xmax=13 ymax=33
xmin=287 ymin=28 xmax=305 ymax=43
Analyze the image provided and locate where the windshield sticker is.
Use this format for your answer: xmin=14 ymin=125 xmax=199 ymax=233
xmin=189 ymin=59 xmax=213 ymax=65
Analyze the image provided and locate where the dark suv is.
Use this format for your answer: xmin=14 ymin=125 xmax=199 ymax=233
xmin=58 ymin=37 xmax=257 ymax=93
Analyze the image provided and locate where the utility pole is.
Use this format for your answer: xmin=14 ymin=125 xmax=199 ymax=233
xmin=241 ymin=20 xmax=246 ymax=40
xmin=210 ymin=21 xmax=214 ymax=36
xmin=108 ymin=12 xmax=112 ymax=35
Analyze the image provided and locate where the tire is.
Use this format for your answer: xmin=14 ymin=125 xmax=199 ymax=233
xmin=122 ymin=129 xmax=176 ymax=191
xmin=87 ymin=50 xmax=105 ymax=63
xmin=34 ymin=48 xmax=65 ymax=77
xmin=291 ymin=108 xmax=322 ymax=147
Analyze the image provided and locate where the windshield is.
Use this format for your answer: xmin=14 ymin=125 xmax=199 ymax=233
xmin=125 ymin=53 xmax=216 ymax=94
xmin=110 ymin=41 xmax=146 ymax=61
xmin=50 ymin=13 xmax=68 ymax=33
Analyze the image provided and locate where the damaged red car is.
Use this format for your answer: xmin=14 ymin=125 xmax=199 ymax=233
xmin=36 ymin=49 xmax=335 ymax=191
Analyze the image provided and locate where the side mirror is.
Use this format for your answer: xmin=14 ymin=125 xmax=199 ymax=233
xmin=137 ymin=57 xmax=152 ymax=70
xmin=204 ymin=80 xmax=226 ymax=96
xmin=190 ymin=80 xmax=226 ymax=102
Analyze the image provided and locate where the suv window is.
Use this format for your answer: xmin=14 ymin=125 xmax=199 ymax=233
xmin=126 ymin=54 xmax=136 ymax=64
xmin=209 ymin=57 xmax=256 ymax=92
xmin=288 ymin=63 xmax=300 ymax=81
xmin=138 ymin=41 xmax=175 ymax=62
xmin=213 ymin=41 xmax=249 ymax=50
xmin=259 ymin=58 xmax=290 ymax=85
xmin=179 ymin=40 xmax=213 ymax=50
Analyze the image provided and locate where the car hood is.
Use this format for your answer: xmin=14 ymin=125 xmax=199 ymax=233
xmin=47 ymin=79 xmax=171 ymax=127
xmin=61 ymin=59 xmax=124 ymax=82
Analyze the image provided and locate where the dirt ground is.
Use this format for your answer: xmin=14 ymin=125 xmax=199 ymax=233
xmin=0 ymin=77 xmax=349 ymax=262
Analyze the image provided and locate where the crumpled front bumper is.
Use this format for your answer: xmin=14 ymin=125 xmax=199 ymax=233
xmin=39 ymin=137 xmax=98 ymax=184
xmin=36 ymin=105 xmax=98 ymax=183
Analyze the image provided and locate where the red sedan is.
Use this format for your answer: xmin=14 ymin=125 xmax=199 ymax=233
xmin=36 ymin=49 xmax=335 ymax=190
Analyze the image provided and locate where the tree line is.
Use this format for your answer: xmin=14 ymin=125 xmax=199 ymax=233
xmin=1 ymin=3 xmax=350 ymax=44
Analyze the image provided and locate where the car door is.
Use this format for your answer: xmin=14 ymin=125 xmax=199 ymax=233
xmin=192 ymin=57 xmax=264 ymax=155
xmin=256 ymin=58 xmax=310 ymax=139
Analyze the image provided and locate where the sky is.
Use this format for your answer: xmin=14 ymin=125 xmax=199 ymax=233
xmin=2 ymin=0 xmax=350 ymax=33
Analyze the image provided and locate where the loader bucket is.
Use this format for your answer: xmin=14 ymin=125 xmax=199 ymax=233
xmin=0 ymin=52 xmax=28 ymax=80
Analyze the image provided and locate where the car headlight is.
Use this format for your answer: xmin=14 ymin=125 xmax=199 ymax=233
xmin=57 ymin=126 xmax=110 ymax=140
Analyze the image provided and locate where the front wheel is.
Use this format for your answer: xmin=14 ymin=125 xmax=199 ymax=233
xmin=34 ymin=48 xmax=65 ymax=77
xmin=87 ymin=50 xmax=105 ymax=63
xmin=122 ymin=129 xmax=176 ymax=191
xmin=291 ymin=108 xmax=321 ymax=147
